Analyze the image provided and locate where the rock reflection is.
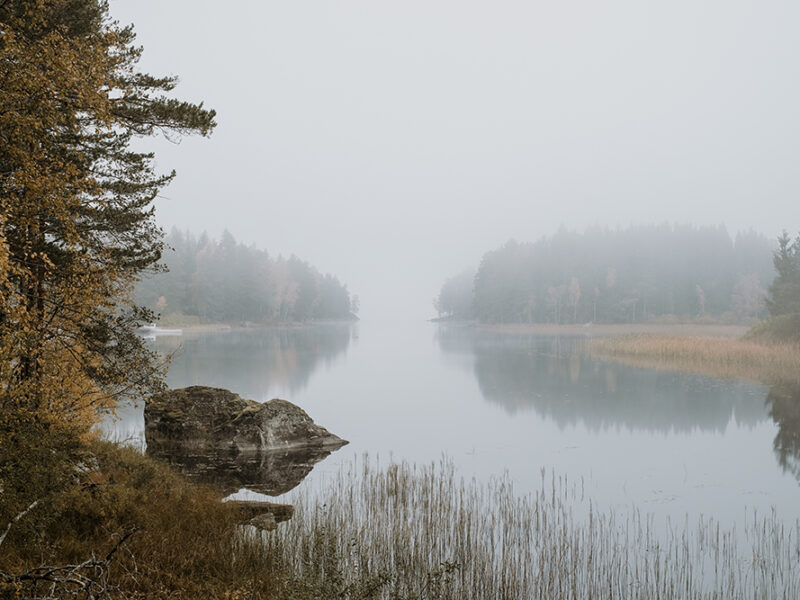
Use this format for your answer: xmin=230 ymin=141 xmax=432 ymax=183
xmin=146 ymin=445 xmax=341 ymax=496
xmin=436 ymin=326 xmax=766 ymax=432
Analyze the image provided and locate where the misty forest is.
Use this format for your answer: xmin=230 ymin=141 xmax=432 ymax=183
xmin=135 ymin=229 xmax=356 ymax=324
xmin=3 ymin=1 xmax=800 ymax=599
xmin=436 ymin=225 xmax=775 ymax=323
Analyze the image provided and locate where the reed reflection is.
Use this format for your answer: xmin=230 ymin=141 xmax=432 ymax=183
xmin=436 ymin=326 xmax=766 ymax=433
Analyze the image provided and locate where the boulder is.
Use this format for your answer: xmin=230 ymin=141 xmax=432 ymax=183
xmin=144 ymin=386 xmax=348 ymax=495
xmin=249 ymin=512 xmax=277 ymax=531
xmin=145 ymin=386 xmax=347 ymax=453
xmin=226 ymin=500 xmax=294 ymax=532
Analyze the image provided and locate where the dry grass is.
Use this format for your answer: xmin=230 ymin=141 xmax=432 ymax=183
xmin=587 ymin=334 xmax=800 ymax=384
xmin=482 ymin=323 xmax=750 ymax=338
xmin=5 ymin=446 xmax=800 ymax=598
xmin=259 ymin=457 xmax=800 ymax=599
xmin=0 ymin=441 xmax=284 ymax=599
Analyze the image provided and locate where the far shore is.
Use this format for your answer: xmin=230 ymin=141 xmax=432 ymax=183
xmin=154 ymin=318 xmax=358 ymax=337
xmin=474 ymin=322 xmax=751 ymax=338
xmin=444 ymin=320 xmax=799 ymax=383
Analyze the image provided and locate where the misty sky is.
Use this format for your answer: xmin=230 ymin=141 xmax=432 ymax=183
xmin=109 ymin=0 xmax=800 ymax=320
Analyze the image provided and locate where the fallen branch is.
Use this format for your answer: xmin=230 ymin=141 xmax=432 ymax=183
xmin=0 ymin=528 xmax=137 ymax=599
xmin=0 ymin=499 xmax=39 ymax=547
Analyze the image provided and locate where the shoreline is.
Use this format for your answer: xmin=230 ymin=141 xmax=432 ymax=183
xmin=437 ymin=320 xmax=799 ymax=383
xmin=156 ymin=319 xmax=358 ymax=336
xmin=587 ymin=333 xmax=800 ymax=384
xmin=474 ymin=322 xmax=751 ymax=338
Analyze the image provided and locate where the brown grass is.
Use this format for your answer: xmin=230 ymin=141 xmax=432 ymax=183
xmin=588 ymin=334 xmax=800 ymax=384
xmin=0 ymin=441 xmax=286 ymax=599
xmin=483 ymin=322 xmax=750 ymax=338
xmin=266 ymin=457 xmax=800 ymax=599
xmin=5 ymin=446 xmax=800 ymax=598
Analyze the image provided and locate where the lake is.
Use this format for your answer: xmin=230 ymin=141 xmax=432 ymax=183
xmin=101 ymin=320 xmax=800 ymax=528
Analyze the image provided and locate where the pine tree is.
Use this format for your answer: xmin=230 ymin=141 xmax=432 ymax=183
xmin=766 ymin=232 xmax=800 ymax=318
xmin=0 ymin=0 xmax=216 ymax=514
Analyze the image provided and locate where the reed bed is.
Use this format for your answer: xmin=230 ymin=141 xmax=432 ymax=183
xmin=248 ymin=458 xmax=800 ymax=599
xmin=587 ymin=334 xmax=800 ymax=383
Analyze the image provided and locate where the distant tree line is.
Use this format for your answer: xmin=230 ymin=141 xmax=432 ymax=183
xmin=436 ymin=225 xmax=775 ymax=324
xmin=136 ymin=229 xmax=356 ymax=323
xmin=767 ymin=231 xmax=800 ymax=318
xmin=434 ymin=270 xmax=476 ymax=320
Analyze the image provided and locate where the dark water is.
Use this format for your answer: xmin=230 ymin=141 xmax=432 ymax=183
xmin=101 ymin=321 xmax=800 ymax=524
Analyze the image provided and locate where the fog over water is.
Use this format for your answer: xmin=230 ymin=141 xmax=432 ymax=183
xmin=110 ymin=0 xmax=800 ymax=318
xmin=102 ymin=323 xmax=800 ymax=526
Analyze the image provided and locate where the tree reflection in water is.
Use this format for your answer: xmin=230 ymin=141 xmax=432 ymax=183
xmin=437 ymin=325 xmax=800 ymax=486
xmin=436 ymin=326 xmax=765 ymax=433
xmin=765 ymin=381 xmax=800 ymax=482
xmin=142 ymin=324 xmax=356 ymax=495
xmin=154 ymin=323 xmax=355 ymax=401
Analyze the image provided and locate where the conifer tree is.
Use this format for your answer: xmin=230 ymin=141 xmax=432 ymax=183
xmin=766 ymin=232 xmax=800 ymax=318
xmin=0 ymin=0 xmax=216 ymax=514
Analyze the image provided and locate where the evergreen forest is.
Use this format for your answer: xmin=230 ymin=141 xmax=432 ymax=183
xmin=437 ymin=225 xmax=775 ymax=324
xmin=135 ymin=229 xmax=356 ymax=324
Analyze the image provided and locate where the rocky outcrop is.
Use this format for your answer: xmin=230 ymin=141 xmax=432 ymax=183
xmin=145 ymin=386 xmax=347 ymax=453
xmin=144 ymin=386 xmax=347 ymax=495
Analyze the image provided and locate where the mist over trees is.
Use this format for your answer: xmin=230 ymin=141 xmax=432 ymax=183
xmin=767 ymin=232 xmax=800 ymax=318
xmin=433 ymin=270 xmax=476 ymax=320
xmin=436 ymin=225 xmax=775 ymax=324
xmin=136 ymin=229 xmax=356 ymax=323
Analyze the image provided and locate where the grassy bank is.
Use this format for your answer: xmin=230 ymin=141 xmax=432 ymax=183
xmin=587 ymin=333 xmax=800 ymax=383
xmin=0 ymin=441 xmax=273 ymax=599
xmin=5 ymin=444 xmax=800 ymax=599
xmin=482 ymin=322 xmax=750 ymax=338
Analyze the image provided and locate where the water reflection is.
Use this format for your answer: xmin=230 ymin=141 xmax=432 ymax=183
xmin=144 ymin=325 xmax=355 ymax=495
xmin=99 ymin=324 xmax=355 ymax=465
xmin=436 ymin=326 xmax=766 ymax=433
xmin=765 ymin=381 xmax=800 ymax=482
xmin=153 ymin=324 xmax=356 ymax=401
xmin=145 ymin=445 xmax=340 ymax=496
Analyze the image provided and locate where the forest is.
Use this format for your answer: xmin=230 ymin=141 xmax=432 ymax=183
xmin=135 ymin=229 xmax=356 ymax=324
xmin=436 ymin=224 xmax=775 ymax=323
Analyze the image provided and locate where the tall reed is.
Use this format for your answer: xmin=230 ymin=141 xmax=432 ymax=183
xmin=587 ymin=334 xmax=800 ymax=383
xmin=247 ymin=457 xmax=800 ymax=599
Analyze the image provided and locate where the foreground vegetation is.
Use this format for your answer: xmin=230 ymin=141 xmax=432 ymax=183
xmin=4 ymin=445 xmax=800 ymax=599
xmin=0 ymin=0 xmax=214 ymax=573
xmin=273 ymin=458 xmax=800 ymax=599
xmin=0 ymin=441 xmax=278 ymax=599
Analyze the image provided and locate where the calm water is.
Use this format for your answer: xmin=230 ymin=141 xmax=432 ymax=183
xmin=102 ymin=320 xmax=799 ymax=526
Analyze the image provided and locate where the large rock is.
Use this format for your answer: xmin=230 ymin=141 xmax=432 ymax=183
xmin=144 ymin=386 xmax=348 ymax=495
xmin=145 ymin=386 xmax=347 ymax=453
